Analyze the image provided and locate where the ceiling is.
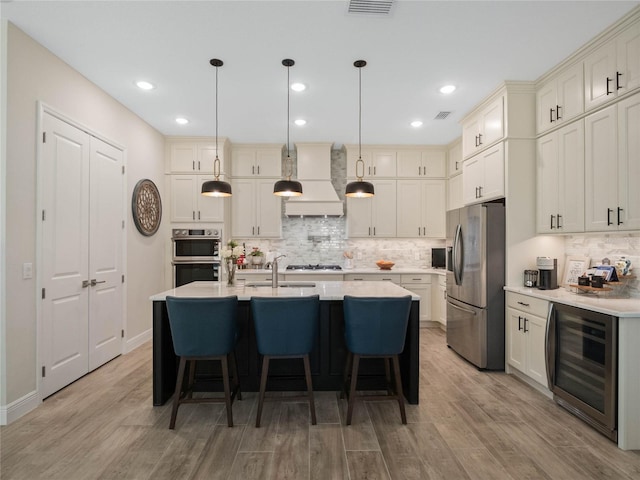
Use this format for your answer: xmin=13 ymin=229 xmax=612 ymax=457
xmin=2 ymin=0 xmax=639 ymax=147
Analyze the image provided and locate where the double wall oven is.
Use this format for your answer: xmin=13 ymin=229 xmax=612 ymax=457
xmin=172 ymin=229 xmax=221 ymax=287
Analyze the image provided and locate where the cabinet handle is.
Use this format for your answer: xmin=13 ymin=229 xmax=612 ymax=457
xmin=418 ymin=166 xmax=421 ymax=176
xmin=524 ymin=317 xmax=529 ymax=333
xmin=607 ymin=208 xmax=613 ymax=226
xmin=369 ymin=227 xmax=371 ymax=236
xmin=475 ymin=135 xmax=479 ymax=147
xmin=252 ymin=226 xmax=255 ymax=235
xmin=443 ymin=290 xmax=447 ymax=300
xmin=557 ymin=214 xmax=562 ymax=229
xmin=478 ymin=186 xmax=482 ymax=197
xmin=418 ymin=227 xmax=421 ymax=236
xmin=192 ymin=211 xmax=195 ymax=220
xmin=368 ymin=166 xmax=371 ymax=175
xmin=550 ymin=108 xmax=555 ymax=123
xmin=257 ymin=165 xmax=260 ymax=175
xmin=550 ymin=214 xmax=555 ymax=229
xmin=517 ymin=301 xmax=530 ymax=307
xmin=455 ymin=161 xmax=459 ymax=171
xmin=518 ymin=315 xmax=523 ymax=331
xmin=618 ymin=207 xmax=624 ymax=225
xmin=556 ymin=105 xmax=562 ymax=120
xmin=373 ymin=227 xmax=376 ymax=236
xmin=257 ymin=226 xmax=260 ymax=235
xmin=198 ymin=161 xmax=201 ymax=170
xmin=606 ymin=77 xmax=612 ymax=95
xmin=198 ymin=211 xmax=201 ymax=220
xmin=617 ymin=72 xmax=623 ymax=90
xmin=374 ymin=166 xmax=376 ymax=175
xmin=477 ymin=133 xmax=483 ymax=146
xmin=475 ymin=187 xmax=479 ymax=198
xmin=423 ymin=227 xmax=426 ymax=236
xmin=252 ymin=166 xmax=255 ymax=175
xmin=193 ymin=161 xmax=195 ymax=171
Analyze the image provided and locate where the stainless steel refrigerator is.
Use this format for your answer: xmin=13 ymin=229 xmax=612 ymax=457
xmin=446 ymin=202 xmax=505 ymax=370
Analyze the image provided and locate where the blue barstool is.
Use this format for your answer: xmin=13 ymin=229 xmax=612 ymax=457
xmin=342 ymin=295 xmax=412 ymax=425
xmin=165 ymin=296 xmax=241 ymax=429
xmin=250 ymin=295 xmax=320 ymax=428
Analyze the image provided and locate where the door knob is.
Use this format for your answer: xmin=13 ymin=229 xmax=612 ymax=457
xmin=90 ymin=279 xmax=106 ymax=286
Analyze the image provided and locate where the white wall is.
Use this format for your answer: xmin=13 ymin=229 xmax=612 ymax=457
xmin=1 ymin=23 xmax=166 ymax=415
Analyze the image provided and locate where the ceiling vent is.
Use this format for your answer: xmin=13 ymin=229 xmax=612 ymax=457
xmin=348 ymin=0 xmax=394 ymax=15
xmin=434 ymin=111 xmax=452 ymax=120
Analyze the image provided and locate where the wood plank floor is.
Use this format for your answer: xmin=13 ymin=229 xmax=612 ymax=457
xmin=2 ymin=328 xmax=639 ymax=480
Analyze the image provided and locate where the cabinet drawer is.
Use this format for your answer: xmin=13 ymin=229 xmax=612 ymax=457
xmin=400 ymin=274 xmax=432 ymax=284
xmin=345 ymin=273 xmax=401 ymax=284
xmin=507 ymin=292 xmax=549 ymax=318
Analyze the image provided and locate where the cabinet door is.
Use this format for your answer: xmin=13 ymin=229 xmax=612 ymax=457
xmin=422 ymin=150 xmax=446 ymax=178
xmin=617 ymin=93 xmax=640 ymax=231
xmin=447 ymin=174 xmax=463 ymax=212
xmin=255 ymin=180 xmax=281 ymax=237
xmin=478 ymin=142 xmax=504 ymax=202
xmin=196 ymin=176 xmax=225 ymax=222
xmin=537 ymin=78 xmax=557 ymax=133
xmin=480 ymin=96 xmax=504 ymax=147
xmin=346 ymin=149 xmax=373 ymax=179
xmin=346 ymin=195 xmax=373 ymax=237
xmin=462 ymin=154 xmax=483 ymax=205
xmin=231 ymin=149 xmax=257 ymax=177
xmin=448 ymin=140 xmax=462 ymax=176
xmin=557 ymin=121 xmax=585 ymax=233
xmin=617 ymin=26 xmax=640 ymax=95
xmin=231 ymin=179 xmax=257 ymax=237
xmin=536 ymin=133 xmax=559 ymax=234
xmin=525 ymin=313 xmax=548 ymax=388
xmin=506 ymin=307 xmax=526 ymax=374
xmin=170 ymin=143 xmax=197 ymax=173
xmin=199 ymin=144 xmax=224 ymax=175
xmin=396 ymin=180 xmax=422 ymax=237
xmin=170 ymin=175 xmax=197 ymax=222
xmin=371 ymin=150 xmax=396 ymax=177
xmin=396 ymin=150 xmax=422 ymax=177
xmin=255 ymin=148 xmax=282 ymax=177
xmin=371 ymin=180 xmax=397 ymax=237
xmin=557 ymin=62 xmax=584 ymax=124
xmin=402 ymin=283 xmax=431 ymax=324
xmin=423 ymin=180 xmax=446 ymax=238
xmin=584 ymin=42 xmax=617 ymax=112
xmin=585 ymin=105 xmax=618 ymax=231
xmin=462 ymin=117 xmax=481 ymax=159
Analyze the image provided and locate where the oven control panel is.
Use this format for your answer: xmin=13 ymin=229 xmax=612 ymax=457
xmin=172 ymin=228 xmax=220 ymax=238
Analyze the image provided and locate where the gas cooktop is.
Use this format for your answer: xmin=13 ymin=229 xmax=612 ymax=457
xmin=286 ymin=264 xmax=343 ymax=271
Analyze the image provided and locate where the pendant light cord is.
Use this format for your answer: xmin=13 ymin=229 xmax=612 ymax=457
xmin=358 ymin=64 xmax=362 ymax=162
xmin=214 ymin=64 xmax=219 ymax=178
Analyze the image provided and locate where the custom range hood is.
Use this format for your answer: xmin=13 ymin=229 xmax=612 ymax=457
xmin=285 ymin=142 xmax=344 ymax=217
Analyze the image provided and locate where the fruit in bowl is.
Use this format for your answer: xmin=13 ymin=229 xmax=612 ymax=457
xmin=376 ymin=260 xmax=395 ymax=270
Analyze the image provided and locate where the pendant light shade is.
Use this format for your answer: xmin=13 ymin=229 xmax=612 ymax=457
xmin=202 ymin=58 xmax=232 ymax=197
xmin=345 ymin=60 xmax=374 ymax=198
xmin=274 ymin=59 xmax=303 ymax=197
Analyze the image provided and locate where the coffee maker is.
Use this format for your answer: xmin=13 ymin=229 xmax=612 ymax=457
xmin=537 ymin=257 xmax=559 ymax=290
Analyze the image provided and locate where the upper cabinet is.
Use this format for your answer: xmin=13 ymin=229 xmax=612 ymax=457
xmin=346 ymin=180 xmax=397 ymax=237
xmin=166 ymin=137 xmax=230 ymax=175
xmin=396 ymin=148 xmax=446 ymax=178
xmin=584 ymin=24 xmax=640 ymax=112
xmin=345 ymin=146 xmax=397 ymax=178
xmin=230 ymin=144 xmax=283 ymax=177
xmin=230 ymin=178 xmax=281 ymax=238
xmin=461 ymin=95 xmax=504 ymax=159
xmin=537 ymin=63 xmax=584 ymax=134
xmin=447 ymin=139 xmax=462 ymax=177
xmin=396 ymin=179 xmax=445 ymax=238
xmin=170 ymin=175 xmax=225 ymax=223
xmin=462 ymin=142 xmax=505 ymax=206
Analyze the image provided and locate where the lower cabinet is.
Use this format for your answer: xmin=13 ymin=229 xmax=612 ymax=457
xmin=506 ymin=292 xmax=549 ymax=388
xmin=432 ymin=274 xmax=446 ymax=326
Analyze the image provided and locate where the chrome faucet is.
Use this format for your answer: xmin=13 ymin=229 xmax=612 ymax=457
xmin=272 ymin=255 xmax=286 ymax=288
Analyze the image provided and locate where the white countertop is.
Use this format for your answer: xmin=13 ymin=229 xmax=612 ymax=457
xmin=150 ymin=281 xmax=420 ymax=302
xmin=505 ymin=286 xmax=640 ymax=317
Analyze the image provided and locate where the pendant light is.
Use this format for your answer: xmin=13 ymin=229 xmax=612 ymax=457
xmin=345 ymin=60 xmax=374 ymax=198
xmin=201 ymin=58 xmax=232 ymax=197
xmin=274 ymin=59 xmax=303 ymax=197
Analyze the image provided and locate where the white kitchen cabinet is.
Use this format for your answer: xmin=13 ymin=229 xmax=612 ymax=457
xmin=231 ymin=179 xmax=281 ymax=238
xmin=537 ymin=62 xmax=584 ymax=133
xmin=461 ymin=95 xmax=504 ymax=159
xmin=584 ymin=25 xmax=640 ymax=112
xmin=585 ymin=93 xmax=640 ymax=231
xmin=447 ymin=139 xmax=462 ymax=177
xmin=396 ymin=179 xmax=445 ymax=238
xmin=506 ymin=293 xmax=549 ymax=388
xmin=536 ymin=121 xmax=585 ymax=234
xmin=344 ymin=273 xmax=400 ymax=283
xmin=447 ymin=174 xmax=463 ymax=212
xmin=170 ymin=175 xmax=225 ymax=222
xmin=345 ymin=146 xmax=397 ymax=178
xmin=432 ymin=275 xmax=446 ymax=327
xmin=401 ymin=274 xmax=432 ymax=327
xmin=167 ymin=138 xmax=229 ymax=175
xmin=346 ymin=180 xmax=397 ymax=237
xmin=396 ymin=149 xmax=446 ymax=178
xmin=230 ymin=145 xmax=282 ymax=177
xmin=462 ymin=142 xmax=504 ymax=205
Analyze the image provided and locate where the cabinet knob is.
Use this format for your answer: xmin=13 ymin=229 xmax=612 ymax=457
xmin=617 ymin=71 xmax=623 ymax=90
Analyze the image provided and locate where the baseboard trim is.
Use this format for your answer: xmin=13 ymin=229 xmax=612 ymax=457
xmin=420 ymin=320 xmax=441 ymax=328
xmin=124 ymin=328 xmax=151 ymax=354
xmin=0 ymin=390 xmax=40 ymax=425
xmin=507 ymin=367 xmax=553 ymax=399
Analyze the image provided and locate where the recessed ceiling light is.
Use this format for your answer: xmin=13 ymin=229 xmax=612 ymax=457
xmin=175 ymin=117 xmax=189 ymax=125
xmin=136 ymin=80 xmax=155 ymax=90
xmin=440 ymin=85 xmax=456 ymax=94
xmin=291 ymin=83 xmax=306 ymax=92
xmin=294 ymin=119 xmax=307 ymax=126
xmin=410 ymin=120 xmax=423 ymax=127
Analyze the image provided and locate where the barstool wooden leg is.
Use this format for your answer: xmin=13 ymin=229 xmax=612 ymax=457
xmin=392 ymin=355 xmax=407 ymax=424
xmin=384 ymin=357 xmax=393 ymax=395
xmin=346 ymin=354 xmax=360 ymax=426
xmin=187 ymin=360 xmax=197 ymax=399
xmin=256 ymin=356 xmax=270 ymax=428
xmin=221 ymin=355 xmax=233 ymax=427
xmin=302 ymin=355 xmax=317 ymax=425
xmin=230 ymin=352 xmax=242 ymax=400
xmin=169 ymin=356 xmax=187 ymax=429
xmin=341 ymin=351 xmax=353 ymax=400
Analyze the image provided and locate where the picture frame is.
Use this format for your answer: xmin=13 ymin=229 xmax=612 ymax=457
xmin=562 ymin=255 xmax=591 ymax=286
xmin=595 ymin=265 xmax=618 ymax=282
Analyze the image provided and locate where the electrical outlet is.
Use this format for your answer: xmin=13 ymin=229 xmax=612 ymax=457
xmin=23 ymin=263 xmax=33 ymax=279
xmin=356 ymin=251 xmax=363 ymax=260
xmin=414 ymin=252 xmax=420 ymax=261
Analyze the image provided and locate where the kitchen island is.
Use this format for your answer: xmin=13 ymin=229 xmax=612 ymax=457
xmin=150 ymin=281 xmax=420 ymax=406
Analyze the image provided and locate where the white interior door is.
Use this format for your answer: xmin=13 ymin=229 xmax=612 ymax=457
xmin=88 ymin=137 xmax=123 ymax=371
xmin=41 ymin=113 xmax=90 ymax=398
xmin=41 ymin=112 xmax=124 ymax=398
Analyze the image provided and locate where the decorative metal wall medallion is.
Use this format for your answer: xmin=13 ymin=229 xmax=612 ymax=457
xmin=132 ymin=179 xmax=162 ymax=236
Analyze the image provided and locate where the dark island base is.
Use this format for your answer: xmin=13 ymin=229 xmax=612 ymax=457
xmin=153 ymin=300 xmax=419 ymax=406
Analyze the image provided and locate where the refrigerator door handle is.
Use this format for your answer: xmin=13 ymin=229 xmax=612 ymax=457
xmin=545 ymin=303 xmax=556 ymax=388
xmin=447 ymin=300 xmax=476 ymax=316
xmin=452 ymin=224 xmax=463 ymax=285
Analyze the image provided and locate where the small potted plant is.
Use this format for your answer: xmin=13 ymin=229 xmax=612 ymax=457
xmin=248 ymin=247 xmax=264 ymax=266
